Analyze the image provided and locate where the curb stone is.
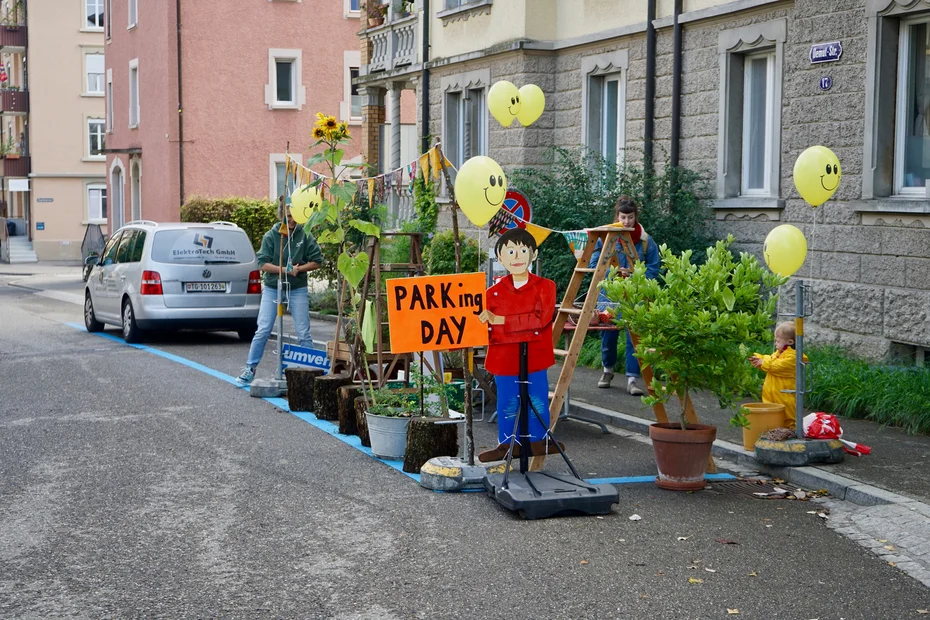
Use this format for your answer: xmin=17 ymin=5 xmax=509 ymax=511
xmin=567 ymin=399 xmax=909 ymax=508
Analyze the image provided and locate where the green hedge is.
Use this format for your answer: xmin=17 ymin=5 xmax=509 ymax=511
xmin=180 ymin=196 xmax=279 ymax=251
xmin=807 ymin=346 xmax=930 ymax=434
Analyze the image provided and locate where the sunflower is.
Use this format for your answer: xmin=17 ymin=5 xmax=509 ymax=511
xmin=324 ymin=116 xmax=338 ymax=129
xmin=312 ymin=127 xmax=326 ymax=140
xmin=338 ymin=121 xmax=349 ymax=135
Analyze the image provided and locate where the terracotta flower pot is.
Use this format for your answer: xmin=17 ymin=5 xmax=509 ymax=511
xmin=649 ymin=422 xmax=717 ymax=491
xmin=368 ymin=16 xmax=384 ymax=27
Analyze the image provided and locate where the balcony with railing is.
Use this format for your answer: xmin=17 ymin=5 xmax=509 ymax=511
xmin=367 ymin=12 xmax=419 ymax=74
xmin=0 ymin=25 xmax=26 ymax=49
xmin=0 ymin=87 xmax=27 ymax=113
xmin=0 ymin=154 xmax=29 ymax=177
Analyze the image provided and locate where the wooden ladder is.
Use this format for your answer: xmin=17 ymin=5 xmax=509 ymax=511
xmin=529 ymin=226 xmax=716 ymax=473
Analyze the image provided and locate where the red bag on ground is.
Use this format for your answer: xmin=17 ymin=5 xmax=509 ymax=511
xmin=803 ymin=412 xmax=872 ymax=457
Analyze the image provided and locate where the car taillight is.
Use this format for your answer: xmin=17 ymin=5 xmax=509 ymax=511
xmin=247 ymin=270 xmax=261 ymax=295
xmin=141 ymin=270 xmax=163 ymax=295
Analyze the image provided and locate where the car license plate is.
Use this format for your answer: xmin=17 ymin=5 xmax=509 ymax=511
xmin=185 ymin=282 xmax=227 ymax=293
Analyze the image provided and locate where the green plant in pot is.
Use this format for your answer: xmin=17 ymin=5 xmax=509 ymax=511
xmin=603 ymin=235 xmax=786 ymax=490
xmin=365 ymin=363 xmax=449 ymax=460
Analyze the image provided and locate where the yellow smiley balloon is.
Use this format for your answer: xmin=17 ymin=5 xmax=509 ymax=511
xmin=454 ymin=156 xmax=507 ymax=227
xmin=763 ymin=224 xmax=808 ymax=277
xmin=289 ymin=185 xmax=323 ymax=224
xmin=488 ymin=80 xmax=521 ymax=128
xmin=516 ymin=84 xmax=545 ymax=127
xmin=793 ymin=145 xmax=841 ymax=207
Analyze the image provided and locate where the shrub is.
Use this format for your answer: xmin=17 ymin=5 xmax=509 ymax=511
xmin=509 ymin=147 xmax=715 ymax=297
xmin=423 ymin=229 xmax=488 ymax=275
xmin=807 ymin=346 xmax=930 ymax=434
xmin=181 ymin=196 xmax=279 ymax=251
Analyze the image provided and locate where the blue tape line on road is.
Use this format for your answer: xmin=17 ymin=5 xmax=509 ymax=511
xmin=67 ymin=323 xmax=734 ymax=490
xmin=67 ymin=323 xmax=421 ymax=482
xmin=587 ymin=473 xmax=737 ymax=485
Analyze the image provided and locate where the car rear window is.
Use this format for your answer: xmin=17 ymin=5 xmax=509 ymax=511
xmin=150 ymin=228 xmax=256 ymax=265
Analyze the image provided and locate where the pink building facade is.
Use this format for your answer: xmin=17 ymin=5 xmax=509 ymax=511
xmin=104 ymin=0 xmax=364 ymax=228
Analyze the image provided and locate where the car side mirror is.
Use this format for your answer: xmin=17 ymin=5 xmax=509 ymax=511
xmin=85 ymin=255 xmax=99 ymax=266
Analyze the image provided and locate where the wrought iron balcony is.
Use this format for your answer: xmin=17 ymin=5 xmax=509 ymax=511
xmin=0 ymin=25 xmax=26 ymax=49
xmin=0 ymin=88 xmax=28 ymax=113
xmin=367 ymin=14 xmax=418 ymax=74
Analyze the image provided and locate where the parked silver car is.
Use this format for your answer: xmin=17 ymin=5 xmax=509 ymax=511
xmin=83 ymin=220 xmax=261 ymax=343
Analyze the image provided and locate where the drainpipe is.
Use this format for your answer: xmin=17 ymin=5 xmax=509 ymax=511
xmin=420 ymin=0 xmax=430 ymax=154
xmin=176 ymin=0 xmax=185 ymax=208
xmin=670 ymin=0 xmax=682 ymax=169
xmin=644 ymin=0 xmax=656 ymax=169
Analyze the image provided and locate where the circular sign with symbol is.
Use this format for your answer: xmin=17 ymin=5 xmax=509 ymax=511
xmin=819 ymin=76 xmax=832 ymax=91
xmin=501 ymin=190 xmax=533 ymax=230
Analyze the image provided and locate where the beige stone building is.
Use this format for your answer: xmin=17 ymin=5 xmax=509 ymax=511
xmin=0 ymin=0 xmax=106 ymax=263
xmin=358 ymin=0 xmax=930 ymax=361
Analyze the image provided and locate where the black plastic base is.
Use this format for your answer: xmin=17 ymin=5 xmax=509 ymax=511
xmin=484 ymin=472 xmax=619 ymax=520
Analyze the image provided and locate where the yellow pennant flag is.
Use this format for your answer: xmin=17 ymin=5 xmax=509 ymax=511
xmin=367 ymin=178 xmax=375 ymax=209
xmin=429 ymin=147 xmax=442 ymax=181
xmin=525 ymin=222 xmax=552 ymax=246
xmin=419 ymin=153 xmax=430 ymax=181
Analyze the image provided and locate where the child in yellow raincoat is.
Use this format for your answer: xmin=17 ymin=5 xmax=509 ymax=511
xmin=750 ymin=321 xmax=808 ymax=430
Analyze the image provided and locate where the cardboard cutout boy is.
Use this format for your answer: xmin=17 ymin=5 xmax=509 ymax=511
xmin=477 ymin=228 xmax=559 ymax=462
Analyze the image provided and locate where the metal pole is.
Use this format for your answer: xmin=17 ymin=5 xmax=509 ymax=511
xmin=795 ymin=278 xmax=805 ymax=435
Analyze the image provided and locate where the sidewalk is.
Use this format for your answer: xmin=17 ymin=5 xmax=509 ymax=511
xmin=0 ymin=261 xmax=82 ymax=276
xmin=553 ymin=363 xmax=930 ymax=506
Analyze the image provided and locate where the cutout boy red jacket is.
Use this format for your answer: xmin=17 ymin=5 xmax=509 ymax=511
xmin=484 ymin=273 xmax=556 ymax=376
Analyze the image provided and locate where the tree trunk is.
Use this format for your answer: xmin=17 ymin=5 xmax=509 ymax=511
xmin=285 ymin=368 xmax=325 ymax=412
xmin=338 ymin=384 xmax=364 ymax=435
xmin=402 ymin=416 xmax=459 ymax=474
xmin=313 ymin=374 xmax=353 ymax=421
xmin=354 ymin=396 xmax=371 ymax=447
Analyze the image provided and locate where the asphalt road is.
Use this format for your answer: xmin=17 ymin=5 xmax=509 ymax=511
xmin=2 ymin=277 xmax=930 ymax=618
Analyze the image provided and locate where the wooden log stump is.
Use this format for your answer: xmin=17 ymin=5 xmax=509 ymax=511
xmin=313 ymin=374 xmax=353 ymax=421
xmin=285 ymin=368 xmax=325 ymax=412
xmin=402 ymin=417 xmax=460 ymax=474
xmin=338 ymin=384 xmax=364 ymax=435
xmin=354 ymin=396 xmax=371 ymax=447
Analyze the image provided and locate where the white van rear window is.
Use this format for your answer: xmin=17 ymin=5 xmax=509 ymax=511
xmin=151 ymin=228 xmax=256 ymax=264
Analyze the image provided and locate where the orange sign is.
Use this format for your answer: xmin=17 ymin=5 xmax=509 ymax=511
xmin=386 ymin=272 xmax=489 ymax=353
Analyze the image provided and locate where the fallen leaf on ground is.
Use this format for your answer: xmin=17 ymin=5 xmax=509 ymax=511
xmin=878 ymin=539 xmax=888 ymax=543
xmin=617 ymin=539 xmax=626 ymax=543
xmin=596 ymin=516 xmax=604 ymax=520
xmin=773 ymin=478 xmax=785 ymax=483
xmin=688 ymin=577 xmax=704 ymax=584
xmin=580 ymin=560 xmax=589 ymax=565
xmin=752 ymin=492 xmax=770 ymax=497
xmin=883 ymin=545 xmax=896 ymax=551
xmin=677 ymin=536 xmax=690 ymax=541
xmin=817 ymin=512 xmax=829 ymax=519
xmin=705 ymin=567 xmax=717 ymax=573
xmin=716 ymin=538 xmax=741 ymax=545
xmin=772 ymin=487 xmax=790 ymax=494
xmin=888 ymin=562 xmax=897 ymax=567
xmin=656 ymin=571 xmax=664 ymax=576
xmin=727 ymin=610 xmax=739 ymax=615
xmin=765 ymin=524 xmax=773 ymax=528
xmin=748 ymin=571 xmax=758 ymax=577
xmin=916 ymin=609 xmax=928 ymax=614
xmin=629 ymin=514 xmax=642 ymax=521
xmin=807 ymin=511 xmax=818 ymax=514
xmin=794 ymin=490 xmax=807 ymax=499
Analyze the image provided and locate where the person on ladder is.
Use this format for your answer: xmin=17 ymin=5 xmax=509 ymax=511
xmin=589 ymin=195 xmax=660 ymax=394
xmin=477 ymin=228 xmax=560 ymax=462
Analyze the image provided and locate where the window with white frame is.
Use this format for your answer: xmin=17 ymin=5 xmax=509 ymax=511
xmin=444 ymin=88 xmax=487 ymax=169
xmin=105 ymin=0 xmax=111 ymax=37
xmin=106 ymin=70 xmax=113 ymax=132
xmin=86 ymin=0 xmax=105 ymax=29
xmin=88 ymin=183 xmax=108 ymax=221
xmin=350 ymin=68 xmax=361 ymax=119
xmin=345 ymin=0 xmax=360 ymax=15
xmin=88 ymin=119 xmax=106 ymax=157
xmin=583 ymin=51 xmax=628 ymax=168
xmin=273 ymin=162 xmax=299 ymax=201
xmin=129 ymin=60 xmax=139 ymax=127
xmin=895 ymin=18 xmax=930 ymax=196
xmin=587 ymin=72 xmax=625 ymax=167
xmin=716 ymin=20 xmax=786 ymax=201
xmin=266 ymin=50 xmax=304 ymax=110
xmin=86 ymin=53 xmax=105 ymax=95
xmin=128 ymin=0 xmax=137 ymax=28
xmin=741 ymin=52 xmax=775 ymax=196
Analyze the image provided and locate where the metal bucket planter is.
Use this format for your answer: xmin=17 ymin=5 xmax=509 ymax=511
xmin=366 ymin=411 xmax=411 ymax=460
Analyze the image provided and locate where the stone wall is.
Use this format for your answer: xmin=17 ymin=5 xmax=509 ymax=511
xmin=425 ymin=0 xmax=930 ymax=358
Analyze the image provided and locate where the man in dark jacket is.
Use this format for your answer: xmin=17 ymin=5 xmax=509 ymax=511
xmin=236 ymin=207 xmax=323 ymax=385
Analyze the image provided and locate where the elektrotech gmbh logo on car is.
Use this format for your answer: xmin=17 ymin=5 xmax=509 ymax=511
xmin=193 ymin=233 xmax=214 ymax=249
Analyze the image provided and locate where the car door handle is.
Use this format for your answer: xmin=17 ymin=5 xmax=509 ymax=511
xmin=120 ymin=275 xmax=126 ymax=280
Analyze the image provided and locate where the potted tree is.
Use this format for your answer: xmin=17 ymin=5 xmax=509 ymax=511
xmin=603 ymin=235 xmax=786 ymax=490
